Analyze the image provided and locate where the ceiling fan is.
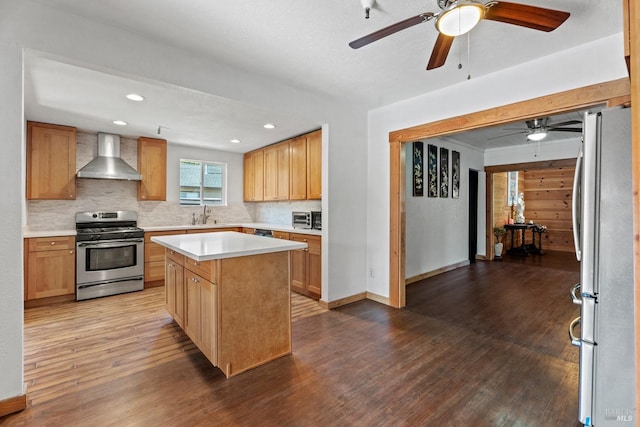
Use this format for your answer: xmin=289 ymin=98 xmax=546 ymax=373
xmin=492 ymin=117 xmax=582 ymax=142
xmin=349 ymin=1 xmax=571 ymax=70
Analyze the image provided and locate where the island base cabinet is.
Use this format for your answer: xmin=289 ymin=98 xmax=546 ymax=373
xmin=165 ymin=252 xmax=185 ymax=328
xmin=185 ymin=269 xmax=217 ymax=364
xmin=163 ymin=248 xmax=291 ymax=378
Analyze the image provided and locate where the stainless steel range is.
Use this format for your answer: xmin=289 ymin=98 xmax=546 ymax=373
xmin=75 ymin=211 xmax=144 ymax=301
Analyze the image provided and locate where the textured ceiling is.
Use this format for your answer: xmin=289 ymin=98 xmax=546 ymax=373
xmin=24 ymin=0 xmax=621 ymax=151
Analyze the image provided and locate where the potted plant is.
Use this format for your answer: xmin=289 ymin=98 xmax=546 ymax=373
xmin=493 ymin=226 xmax=506 ymax=258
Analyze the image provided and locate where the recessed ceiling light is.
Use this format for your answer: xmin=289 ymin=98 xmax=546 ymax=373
xmin=263 ymin=123 xmax=276 ymax=129
xmin=113 ymin=120 xmax=127 ymax=126
xmin=231 ymin=139 xmax=241 ymax=144
xmin=126 ymin=93 xmax=144 ymax=101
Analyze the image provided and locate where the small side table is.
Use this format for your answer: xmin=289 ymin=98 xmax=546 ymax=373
xmin=505 ymin=223 xmax=546 ymax=255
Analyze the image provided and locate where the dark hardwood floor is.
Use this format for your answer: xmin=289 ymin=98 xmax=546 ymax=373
xmin=3 ymin=251 xmax=581 ymax=426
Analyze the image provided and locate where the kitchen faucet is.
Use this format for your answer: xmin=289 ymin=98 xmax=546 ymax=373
xmin=201 ymin=205 xmax=210 ymax=224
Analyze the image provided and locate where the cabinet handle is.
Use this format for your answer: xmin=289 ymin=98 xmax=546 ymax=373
xmin=50 ymin=241 xmax=56 ymax=246
xmin=69 ymin=194 xmax=74 ymax=198
xmin=69 ymin=250 xmax=74 ymax=254
xmin=303 ymin=239 xmax=308 ymax=242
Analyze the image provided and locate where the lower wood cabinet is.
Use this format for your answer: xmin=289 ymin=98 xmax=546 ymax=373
xmin=145 ymin=230 xmax=183 ymax=287
xmin=24 ymin=236 xmax=76 ymax=303
xmin=290 ymin=233 xmax=321 ymax=299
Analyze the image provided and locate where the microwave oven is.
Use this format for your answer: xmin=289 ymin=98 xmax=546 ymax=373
xmin=292 ymin=211 xmax=321 ymax=230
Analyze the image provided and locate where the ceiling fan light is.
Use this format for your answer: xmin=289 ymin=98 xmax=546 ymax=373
xmin=527 ymin=131 xmax=547 ymax=141
xmin=436 ymin=2 xmax=484 ymax=37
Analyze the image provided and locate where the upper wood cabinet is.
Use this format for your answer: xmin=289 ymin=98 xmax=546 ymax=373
xmin=26 ymin=121 xmax=77 ymax=200
xmin=138 ymin=137 xmax=167 ymax=201
xmin=264 ymin=141 xmax=290 ymax=201
xmin=243 ymin=129 xmax=321 ymax=202
xmin=243 ymin=150 xmax=264 ymax=202
xmin=306 ymin=130 xmax=322 ymax=200
xmin=289 ymin=135 xmax=307 ymax=200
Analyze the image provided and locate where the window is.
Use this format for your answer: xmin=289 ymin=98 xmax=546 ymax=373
xmin=179 ymin=159 xmax=226 ymax=206
xmin=507 ymin=171 xmax=518 ymax=206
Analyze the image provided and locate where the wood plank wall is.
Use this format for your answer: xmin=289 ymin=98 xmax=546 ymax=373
xmin=523 ymin=167 xmax=575 ymax=252
xmin=493 ymin=166 xmax=575 ymax=253
xmin=492 ymin=172 xmax=511 ymax=226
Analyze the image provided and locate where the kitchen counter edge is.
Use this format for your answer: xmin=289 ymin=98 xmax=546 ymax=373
xmin=23 ymin=228 xmax=76 ymax=238
xmin=142 ymin=223 xmax=322 ymax=236
xmin=151 ymin=232 xmax=308 ymax=261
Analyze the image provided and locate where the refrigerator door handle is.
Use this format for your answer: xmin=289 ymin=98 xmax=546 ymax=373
xmin=570 ymin=283 xmax=582 ymax=305
xmin=572 ymin=145 xmax=583 ymax=261
xmin=569 ymin=316 xmax=581 ymax=347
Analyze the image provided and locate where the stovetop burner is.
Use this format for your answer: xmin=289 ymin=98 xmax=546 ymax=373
xmin=77 ymin=226 xmax=142 ymax=234
xmin=75 ymin=211 xmax=144 ymax=242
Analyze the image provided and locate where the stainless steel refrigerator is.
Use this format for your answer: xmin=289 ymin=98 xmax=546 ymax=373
xmin=569 ymin=107 xmax=635 ymax=426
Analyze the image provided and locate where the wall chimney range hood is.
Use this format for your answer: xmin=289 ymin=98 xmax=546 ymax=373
xmin=76 ymin=133 xmax=142 ymax=180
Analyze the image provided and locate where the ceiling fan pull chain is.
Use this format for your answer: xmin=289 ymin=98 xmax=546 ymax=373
xmin=467 ymin=31 xmax=471 ymax=80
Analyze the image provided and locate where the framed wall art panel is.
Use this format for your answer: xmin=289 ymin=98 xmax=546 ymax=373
xmin=440 ymin=147 xmax=449 ymax=198
xmin=412 ymin=142 xmax=424 ymax=197
xmin=427 ymin=144 xmax=438 ymax=197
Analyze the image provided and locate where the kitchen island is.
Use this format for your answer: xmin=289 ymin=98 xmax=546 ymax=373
xmin=151 ymin=231 xmax=307 ymax=377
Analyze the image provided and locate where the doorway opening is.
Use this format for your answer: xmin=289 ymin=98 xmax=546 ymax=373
xmin=388 ymin=78 xmax=629 ymax=308
xmin=468 ymin=169 xmax=479 ymax=263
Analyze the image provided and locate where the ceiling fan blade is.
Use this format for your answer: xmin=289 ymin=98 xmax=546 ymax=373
xmin=548 ymin=120 xmax=581 ymax=127
xmin=483 ymin=1 xmax=570 ymax=32
xmin=548 ymin=127 xmax=582 ymax=133
xmin=427 ymin=33 xmax=454 ymax=70
xmin=349 ymin=12 xmax=434 ymax=49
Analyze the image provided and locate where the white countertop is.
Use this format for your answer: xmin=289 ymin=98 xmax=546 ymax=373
xmin=23 ymin=228 xmax=76 ymax=238
xmin=151 ymin=231 xmax=308 ymax=261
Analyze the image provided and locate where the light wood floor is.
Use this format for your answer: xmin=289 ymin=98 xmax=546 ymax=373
xmin=4 ymin=253 xmax=581 ymax=426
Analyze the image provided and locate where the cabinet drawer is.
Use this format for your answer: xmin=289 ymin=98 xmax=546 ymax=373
xmin=290 ymin=233 xmax=320 ymax=249
xmin=28 ymin=236 xmax=75 ymax=252
xmin=145 ymin=230 xmax=183 ymax=243
xmin=185 ymin=257 xmax=214 ymax=280
xmin=166 ymin=248 xmax=185 ymax=266
xmin=272 ymin=231 xmax=290 ymax=240
xmin=187 ymin=227 xmax=241 ymax=234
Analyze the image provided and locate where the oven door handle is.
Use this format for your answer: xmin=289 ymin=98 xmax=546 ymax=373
xmin=78 ymin=239 xmax=144 ymax=248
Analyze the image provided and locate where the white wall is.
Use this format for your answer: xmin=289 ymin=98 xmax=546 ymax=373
xmin=0 ymin=41 xmax=26 ymax=402
xmin=0 ymin=0 xmax=368 ymax=403
xmin=404 ymin=139 xmax=484 ymax=279
xmin=366 ymin=34 xmax=628 ymax=299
